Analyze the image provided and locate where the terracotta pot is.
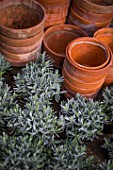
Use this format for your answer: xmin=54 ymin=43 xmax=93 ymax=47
xmin=62 ymin=37 xmax=112 ymax=98
xmin=67 ymin=37 xmax=111 ymax=70
xmin=0 ymin=38 xmax=42 ymax=54
xmin=0 ymin=31 xmax=44 ymax=47
xmin=72 ymin=2 xmax=113 ymax=23
xmin=94 ymin=28 xmax=113 ymax=86
xmin=43 ymin=24 xmax=88 ymax=68
xmin=75 ymin=0 xmax=113 ymax=14
xmin=0 ymin=45 xmax=41 ymax=66
xmin=36 ymin=0 xmax=69 ymax=28
xmin=68 ymin=7 xmax=110 ymax=36
xmin=0 ymin=0 xmax=45 ymax=38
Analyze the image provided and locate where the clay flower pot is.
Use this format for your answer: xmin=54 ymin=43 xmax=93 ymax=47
xmin=68 ymin=7 xmax=110 ymax=36
xmin=43 ymin=24 xmax=88 ymax=68
xmin=0 ymin=31 xmax=44 ymax=47
xmin=0 ymin=0 xmax=46 ymax=38
xmin=94 ymin=28 xmax=113 ymax=86
xmin=36 ymin=0 xmax=69 ymax=28
xmin=63 ymin=37 xmax=112 ymax=98
xmin=75 ymin=0 xmax=113 ymax=14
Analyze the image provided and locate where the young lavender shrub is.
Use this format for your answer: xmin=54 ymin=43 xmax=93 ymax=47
xmin=102 ymin=86 xmax=113 ymax=123
xmin=49 ymin=137 xmax=96 ymax=170
xmin=60 ymin=93 xmax=107 ymax=142
xmin=14 ymin=53 xmax=64 ymax=105
xmin=0 ymin=133 xmax=50 ymax=170
xmin=0 ymin=54 xmax=11 ymax=79
xmin=6 ymin=95 xmax=64 ymax=144
xmin=98 ymin=160 xmax=113 ymax=170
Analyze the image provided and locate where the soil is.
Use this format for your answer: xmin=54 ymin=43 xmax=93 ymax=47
xmin=0 ymin=4 xmax=41 ymax=29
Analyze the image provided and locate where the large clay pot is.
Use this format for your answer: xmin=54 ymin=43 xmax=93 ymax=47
xmin=63 ymin=37 xmax=112 ymax=98
xmin=94 ymin=28 xmax=113 ymax=86
xmin=0 ymin=0 xmax=45 ymax=38
xmin=75 ymin=0 xmax=113 ymax=14
xmin=36 ymin=0 xmax=69 ymax=28
xmin=68 ymin=7 xmax=110 ymax=36
xmin=43 ymin=24 xmax=88 ymax=68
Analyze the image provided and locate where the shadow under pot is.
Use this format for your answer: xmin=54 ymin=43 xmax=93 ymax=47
xmin=43 ymin=24 xmax=88 ymax=68
xmin=0 ymin=0 xmax=45 ymax=38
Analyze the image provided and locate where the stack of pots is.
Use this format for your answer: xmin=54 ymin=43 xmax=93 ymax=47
xmin=67 ymin=0 xmax=113 ymax=36
xmin=36 ymin=0 xmax=70 ymax=28
xmin=43 ymin=24 xmax=88 ymax=68
xmin=63 ymin=37 xmax=112 ymax=99
xmin=94 ymin=28 xmax=113 ymax=86
xmin=0 ymin=0 xmax=45 ymax=67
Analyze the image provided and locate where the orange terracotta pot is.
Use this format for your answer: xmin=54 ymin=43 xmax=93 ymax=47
xmin=68 ymin=7 xmax=110 ymax=36
xmin=0 ymin=38 xmax=42 ymax=54
xmin=75 ymin=0 xmax=113 ymax=14
xmin=94 ymin=28 xmax=113 ymax=86
xmin=62 ymin=37 xmax=112 ymax=98
xmin=0 ymin=0 xmax=45 ymax=38
xmin=67 ymin=37 xmax=111 ymax=70
xmin=43 ymin=24 xmax=88 ymax=68
xmin=36 ymin=0 xmax=69 ymax=28
xmin=0 ymin=45 xmax=41 ymax=66
xmin=0 ymin=31 xmax=44 ymax=47
xmin=72 ymin=2 xmax=113 ymax=23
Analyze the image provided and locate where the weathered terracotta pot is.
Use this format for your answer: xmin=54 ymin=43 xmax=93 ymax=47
xmin=72 ymin=2 xmax=113 ymax=23
xmin=75 ymin=0 xmax=113 ymax=14
xmin=0 ymin=45 xmax=41 ymax=66
xmin=0 ymin=38 xmax=42 ymax=54
xmin=36 ymin=0 xmax=69 ymax=28
xmin=94 ymin=28 xmax=113 ymax=86
xmin=43 ymin=24 xmax=88 ymax=68
xmin=68 ymin=7 xmax=110 ymax=36
xmin=0 ymin=31 xmax=44 ymax=47
xmin=67 ymin=37 xmax=111 ymax=70
xmin=0 ymin=0 xmax=45 ymax=38
xmin=62 ymin=37 xmax=112 ymax=98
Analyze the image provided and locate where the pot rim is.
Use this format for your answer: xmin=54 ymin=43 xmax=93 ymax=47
xmin=43 ymin=24 xmax=88 ymax=58
xmin=94 ymin=28 xmax=113 ymax=37
xmin=75 ymin=0 xmax=113 ymax=14
xmin=0 ymin=0 xmax=46 ymax=32
xmin=66 ymin=37 xmax=111 ymax=70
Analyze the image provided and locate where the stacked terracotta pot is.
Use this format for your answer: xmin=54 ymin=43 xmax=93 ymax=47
xmin=0 ymin=0 xmax=45 ymax=67
xmin=36 ymin=0 xmax=70 ymax=28
xmin=43 ymin=24 xmax=88 ymax=68
xmin=67 ymin=0 xmax=113 ymax=36
xmin=63 ymin=37 xmax=112 ymax=99
xmin=94 ymin=28 xmax=113 ymax=86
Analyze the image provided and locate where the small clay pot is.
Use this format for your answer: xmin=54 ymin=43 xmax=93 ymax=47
xmin=0 ymin=0 xmax=45 ymax=38
xmin=36 ymin=0 xmax=69 ymax=28
xmin=72 ymin=2 xmax=113 ymax=23
xmin=94 ymin=28 xmax=113 ymax=86
xmin=43 ymin=24 xmax=88 ymax=68
xmin=68 ymin=7 xmax=110 ymax=36
xmin=75 ymin=0 xmax=113 ymax=14
xmin=0 ymin=45 xmax=41 ymax=66
xmin=67 ymin=37 xmax=111 ymax=70
xmin=0 ymin=31 xmax=44 ymax=47
xmin=0 ymin=38 xmax=42 ymax=54
xmin=62 ymin=37 xmax=112 ymax=98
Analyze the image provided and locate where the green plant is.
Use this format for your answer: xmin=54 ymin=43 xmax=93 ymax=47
xmin=98 ymin=160 xmax=113 ymax=170
xmin=60 ymin=93 xmax=106 ymax=142
xmin=102 ymin=138 xmax=113 ymax=159
xmin=0 ymin=133 xmax=50 ymax=170
xmin=0 ymin=54 xmax=11 ymax=79
xmin=102 ymin=86 xmax=113 ymax=123
xmin=14 ymin=53 xmax=64 ymax=105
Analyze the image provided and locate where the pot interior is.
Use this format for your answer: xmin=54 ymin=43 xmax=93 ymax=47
xmin=0 ymin=4 xmax=43 ymax=29
xmin=87 ymin=0 xmax=113 ymax=6
xmin=46 ymin=30 xmax=81 ymax=57
xmin=71 ymin=42 xmax=107 ymax=67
